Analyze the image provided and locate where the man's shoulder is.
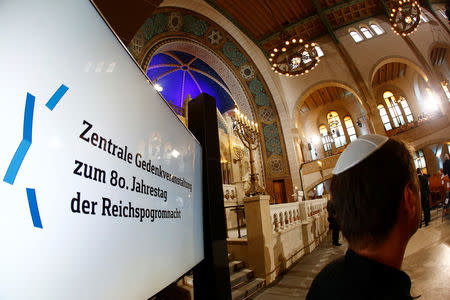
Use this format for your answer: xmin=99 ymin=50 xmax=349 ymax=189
xmin=306 ymin=250 xmax=413 ymax=300
xmin=313 ymin=255 xmax=346 ymax=281
xmin=306 ymin=255 xmax=346 ymax=299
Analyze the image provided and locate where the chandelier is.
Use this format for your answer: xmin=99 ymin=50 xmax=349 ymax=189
xmin=389 ymin=0 xmax=421 ymax=36
xmin=269 ymin=38 xmax=321 ymax=77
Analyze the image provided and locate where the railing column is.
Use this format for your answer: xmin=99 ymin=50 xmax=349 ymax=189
xmin=243 ymin=195 xmax=273 ymax=283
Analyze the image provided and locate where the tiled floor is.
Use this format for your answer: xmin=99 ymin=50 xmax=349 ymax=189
xmin=403 ymin=213 xmax=450 ymax=299
xmin=253 ymin=209 xmax=450 ymax=300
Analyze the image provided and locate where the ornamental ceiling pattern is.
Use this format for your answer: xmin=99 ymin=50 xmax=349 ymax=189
xmin=205 ymin=0 xmax=407 ymax=54
xmin=95 ymin=0 xmax=437 ymax=55
xmin=128 ymin=7 xmax=291 ymax=179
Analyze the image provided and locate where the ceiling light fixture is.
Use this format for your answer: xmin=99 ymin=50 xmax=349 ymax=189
xmin=269 ymin=38 xmax=321 ymax=76
xmin=261 ymin=0 xmax=321 ymax=77
xmin=389 ymin=0 xmax=421 ymax=36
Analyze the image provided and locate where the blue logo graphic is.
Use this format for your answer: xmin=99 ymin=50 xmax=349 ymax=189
xmin=3 ymin=93 xmax=35 ymax=185
xmin=3 ymin=84 xmax=69 ymax=229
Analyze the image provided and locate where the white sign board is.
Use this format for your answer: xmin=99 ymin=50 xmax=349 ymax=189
xmin=0 ymin=1 xmax=204 ymax=299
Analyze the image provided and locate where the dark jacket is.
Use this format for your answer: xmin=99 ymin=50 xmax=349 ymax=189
xmin=418 ymin=173 xmax=430 ymax=207
xmin=327 ymin=200 xmax=338 ymax=230
xmin=307 ymin=249 xmax=413 ymax=300
xmin=443 ymin=158 xmax=450 ymax=177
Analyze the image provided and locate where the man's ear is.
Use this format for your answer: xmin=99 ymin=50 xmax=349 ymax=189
xmin=403 ymin=182 xmax=420 ymax=220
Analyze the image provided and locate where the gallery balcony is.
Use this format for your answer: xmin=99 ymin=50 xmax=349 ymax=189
xmin=385 ymin=113 xmax=449 ymax=143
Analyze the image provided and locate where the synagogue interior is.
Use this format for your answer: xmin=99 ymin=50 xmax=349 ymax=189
xmin=94 ymin=0 xmax=450 ymax=299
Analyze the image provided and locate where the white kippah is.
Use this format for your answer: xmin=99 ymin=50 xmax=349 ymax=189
xmin=332 ymin=134 xmax=388 ymax=175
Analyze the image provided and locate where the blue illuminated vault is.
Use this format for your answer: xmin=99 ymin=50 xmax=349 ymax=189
xmin=147 ymin=50 xmax=235 ymax=114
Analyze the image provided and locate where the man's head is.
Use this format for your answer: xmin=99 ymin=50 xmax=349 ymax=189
xmin=444 ymin=154 xmax=449 ymax=161
xmin=330 ymin=137 xmax=420 ymax=250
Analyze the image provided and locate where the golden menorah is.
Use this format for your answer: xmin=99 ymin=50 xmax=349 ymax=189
xmin=232 ymin=108 xmax=266 ymax=196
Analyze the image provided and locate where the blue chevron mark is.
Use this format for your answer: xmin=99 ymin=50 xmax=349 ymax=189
xmin=26 ymin=188 xmax=42 ymax=228
xmin=46 ymin=84 xmax=68 ymax=111
xmin=3 ymin=93 xmax=35 ymax=184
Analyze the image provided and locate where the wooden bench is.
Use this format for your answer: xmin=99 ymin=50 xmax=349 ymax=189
xmin=429 ymin=175 xmax=450 ymax=220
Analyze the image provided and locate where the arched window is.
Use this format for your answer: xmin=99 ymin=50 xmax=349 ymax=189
xmin=370 ymin=23 xmax=384 ymax=35
xmin=327 ymin=111 xmax=346 ymax=148
xmin=377 ymin=104 xmax=392 ymax=131
xmin=441 ymin=82 xmax=450 ymax=101
xmin=360 ymin=26 xmax=373 ymax=39
xmin=414 ymin=149 xmax=427 ymax=174
xmin=383 ymin=91 xmax=405 ymax=127
xmin=398 ymin=96 xmax=414 ymax=123
xmin=349 ymin=29 xmax=363 ymax=43
xmin=344 ymin=116 xmax=357 ymax=142
xmin=319 ymin=124 xmax=332 ymax=154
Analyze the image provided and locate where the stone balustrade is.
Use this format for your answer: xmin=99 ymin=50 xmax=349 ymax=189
xmin=269 ymin=197 xmax=328 ymax=233
xmin=270 ymin=202 xmax=301 ymax=232
xmin=228 ymin=196 xmax=330 ymax=285
xmin=299 ymin=197 xmax=328 ymax=219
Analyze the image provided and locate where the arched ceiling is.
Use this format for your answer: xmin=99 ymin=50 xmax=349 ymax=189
xmin=300 ymin=86 xmax=352 ymax=114
xmin=430 ymin=47 xmax=447 ymax=66
xmin=372 ymin=62 xmax=408 ymax=87
xmin=147 ymin=50 xmax=235 ymax=113
xmin=93 ymin=0 xmax=437 ymax=53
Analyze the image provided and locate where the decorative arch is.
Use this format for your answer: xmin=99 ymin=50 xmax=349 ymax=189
xmin=315 ymin=103 xmax=354 ymax=127
xmin=373 ymin=84 xmax=408 ymax=102
xmin=427 ymin=42 xmax=450 ymax=84
xmin=427 ymin=42 xmax=450 ymax=61
xmin=144 ymin=38 xmax=254 ymax=120
xmin=415 ymin=138 xmax=450 ymax=150
xmin=293 ymin=80 xmax=368 ymax=124
xmin=369 ymin=56 xmax=429 ymax=85
xmin=127 ymin=7 xmax=292 ymax=188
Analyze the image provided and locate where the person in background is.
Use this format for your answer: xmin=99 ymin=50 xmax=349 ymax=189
xmin=307 ymin=135 xmax=421 ymax=300
xmin=443 ymin=154 xmax=450 ymax=204
xmin=327 ymin=200 xmax=341 ymax=246
xmin=443 ymin=154 xmax=450 ymax=178
xmin=417 ymin=168 xmax=430 ymax=227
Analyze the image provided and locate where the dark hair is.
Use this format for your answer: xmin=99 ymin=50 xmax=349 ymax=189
xmin=330 ymin=138 xmax=418 ymax=249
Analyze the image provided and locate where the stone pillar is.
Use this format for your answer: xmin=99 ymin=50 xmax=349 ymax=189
xmin=243 ymin=195 xmax=273 ymax=282
xmin=301 ymin=219 xmax=314 ymax=254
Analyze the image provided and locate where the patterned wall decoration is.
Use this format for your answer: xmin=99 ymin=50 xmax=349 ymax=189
xmin=142 ymin=13 xmax=168 ymax=41
xmin=128 ymin=7 xmax=291 ymax=179
xmin=167 ymin=12 xmax=183 ymax=31
xmin=259 ymin=106 xmax=275 ymax=123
